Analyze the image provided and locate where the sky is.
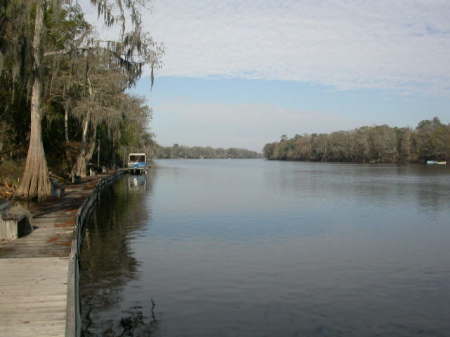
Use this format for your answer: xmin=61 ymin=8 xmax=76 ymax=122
xmin=83 ymin=0 xmax=450 ymax=152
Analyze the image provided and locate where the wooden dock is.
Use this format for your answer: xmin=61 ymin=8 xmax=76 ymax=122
xmin=0 ymin=176 xmax=115 ymax=337
xmin=0 ymin=257 xmax=68 ymax=337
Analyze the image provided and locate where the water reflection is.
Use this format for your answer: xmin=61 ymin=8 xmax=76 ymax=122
xmin=128 ymin=174 xmax=150 ymax=193
xmin=80 ymin=172 xmax=157 ymax=336
xmin=81 ymin=160 xmax=450 ymax=337
xmin=266 ymin=162 xmax=450 ymax=214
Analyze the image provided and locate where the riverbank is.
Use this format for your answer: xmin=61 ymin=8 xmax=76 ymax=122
xmin=0 ymin=172 xmax=122 ymax=337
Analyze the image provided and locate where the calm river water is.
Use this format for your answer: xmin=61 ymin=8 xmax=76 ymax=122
xmin=80 ymin=159 xmax=450 ymax=337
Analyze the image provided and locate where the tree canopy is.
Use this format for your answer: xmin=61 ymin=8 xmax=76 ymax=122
xmin=264 ymin=118 xmax=450 ymax=163
xmin=156 ymin=144 xmax=261 ymax=159
xmin=0 ymin=0 xmax=163 ymax=199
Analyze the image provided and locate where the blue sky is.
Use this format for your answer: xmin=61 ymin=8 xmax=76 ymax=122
xmin=134 ymin=76 xmax=450 ymax=151
xmin=83 ymin=0 xmax=450 ymax=151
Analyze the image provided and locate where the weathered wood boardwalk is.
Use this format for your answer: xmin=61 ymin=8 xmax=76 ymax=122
xmin=0 ymin=258 xmax=68 ymax=337
xmin=0 ymin=177 xmax=106 ymax=337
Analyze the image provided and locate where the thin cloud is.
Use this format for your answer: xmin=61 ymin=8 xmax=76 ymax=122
xmin=139 ymin=0 xmax=450 ymax=94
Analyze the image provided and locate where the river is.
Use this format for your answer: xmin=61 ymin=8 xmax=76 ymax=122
xmin=80 ymin=159 xmax=450 ymax=337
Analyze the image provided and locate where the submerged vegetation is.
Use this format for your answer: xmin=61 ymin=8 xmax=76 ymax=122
xmin=0 ymin=0 xmax=162 ymax=199
xmin=156 ymin=144 xmax=261 ymax=159
xmin=264 ymin=118 xmax=450 ymax=163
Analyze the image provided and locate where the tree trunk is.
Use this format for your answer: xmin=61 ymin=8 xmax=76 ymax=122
xmin=64 ymin=102 xmax=69 ymax=142
xmin=97 ymin=143 xmax=100 ymax=167
xmin=63 ymin=102 xmax=72 ymax=173
xmin=73 ymin=109 xmax=91 ymax=178
xmin=73 ymin=135 xmax=96 ymax=178
xmin=16 ymin=2 xmax=51 ymax=201
xmin=86 ymin=134 xmax=97 ymax=163
xmin=73 ymin=154 xmax=87 ymax=178
xmin=72 ymin=108 xmax=100 ymax=178
xmin=73 ymin=75 xmax=97 ymax=178
xmin=85 ymin=127 xmax=97 ymax=168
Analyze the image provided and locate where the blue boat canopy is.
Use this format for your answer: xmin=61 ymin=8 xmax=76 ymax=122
xmin=128 ymin=153 xmax=147 ymax=169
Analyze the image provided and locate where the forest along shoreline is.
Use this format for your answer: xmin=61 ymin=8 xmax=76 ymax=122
xmin=0 ymin=171 xmax=122 ymax=337
xmin=264 ymin=117 xmax=450 ymax=164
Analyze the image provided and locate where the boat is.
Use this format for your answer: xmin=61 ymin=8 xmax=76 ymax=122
xmin=426 ymin=160 xmax=447 ymax=165
xmin=128 ymin=152 xmax=149 ymax=174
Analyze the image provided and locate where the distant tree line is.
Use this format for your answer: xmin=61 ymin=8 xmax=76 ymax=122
xmin=156 ymin=144 xmax=261 ymax=159
xmin=263 ymin=118 xmax=450 ymax=163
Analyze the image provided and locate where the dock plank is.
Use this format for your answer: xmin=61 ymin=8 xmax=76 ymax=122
xmin=0 ymin=176 xmax=113 ymax=337
xmin=0 ymin=257 xmax=69 ymax=337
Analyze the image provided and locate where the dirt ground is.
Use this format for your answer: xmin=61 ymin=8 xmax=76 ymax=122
xmin=0 ymin=159 xmax=70 ymax=199
xmin=0 ymin=160 xmax=23 ymax=199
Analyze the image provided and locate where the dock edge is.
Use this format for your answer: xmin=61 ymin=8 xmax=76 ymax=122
xmin=65 ymin=172 xmax=125 ymax=337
